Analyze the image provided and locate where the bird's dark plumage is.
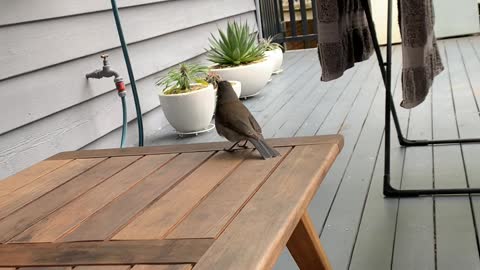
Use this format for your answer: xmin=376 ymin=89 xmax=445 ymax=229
xmin=215 ymin=81 xmax=280 ymax=159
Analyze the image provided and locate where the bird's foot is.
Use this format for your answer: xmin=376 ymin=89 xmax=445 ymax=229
xmin=238 ymin=140 xmax=249 ymax=149
xmin=224 ymin=142 xmax=239 ymax=152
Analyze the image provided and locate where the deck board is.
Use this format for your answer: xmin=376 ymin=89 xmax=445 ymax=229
xmin=392 ymin=84 xmax=435 ymax=270
xmin=459 ymin=37 xmax=480 ymax=252
xmin=348 ymin=46 xmax=408 ymax=270
xmin=435 ymin=39 xmax=480 ymax=270
xmin=300 ymin=53 xmax=381 ymax=236
xmin=315 ymin=46 xmax=404 ymax=270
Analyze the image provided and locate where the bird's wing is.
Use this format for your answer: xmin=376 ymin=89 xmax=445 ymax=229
xmin=248 ymin=113 xmax=262 ymax=135
xmin=216 ymin=116 xmax=246 ymax=142
xmin=221 ymin=104 xmax=261 ymax=140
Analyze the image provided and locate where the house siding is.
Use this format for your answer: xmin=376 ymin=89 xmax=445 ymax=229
xmin=0 ymin=0 xmax=258 ymax=178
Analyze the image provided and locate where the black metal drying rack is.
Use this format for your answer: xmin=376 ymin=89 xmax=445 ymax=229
xmin=360 ymin=0 xmax=480 ymax=197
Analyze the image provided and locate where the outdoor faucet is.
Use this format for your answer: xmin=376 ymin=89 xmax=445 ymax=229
xmin=86 ymin=54 xmax=126 ymax=96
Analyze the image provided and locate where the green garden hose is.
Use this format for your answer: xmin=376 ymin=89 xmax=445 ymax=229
xmin=120 ymin=95 xmax=128 ymax=148
xmin=111 ymin=0 xmax=144 ymax=147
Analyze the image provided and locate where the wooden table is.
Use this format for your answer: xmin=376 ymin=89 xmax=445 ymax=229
xmin=0 ymin=135 xmax=343 ymax=270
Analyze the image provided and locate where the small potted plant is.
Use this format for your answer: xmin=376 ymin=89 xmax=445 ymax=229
xmin=207 ymin=21 xmax=271 ymax=98
xmin=157 ymin=63 xmax=215 ymax=133
xmin=261 ymin=36 xmax=284 ymax=75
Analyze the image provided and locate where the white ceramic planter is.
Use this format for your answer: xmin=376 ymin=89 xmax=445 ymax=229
xmin=265 ymin=48 xmax=284 ymax=74
xmin=211 ymin=58 xmax=271 ymax=98
xmin=229 ymin=80 xmax=242 ymax=98
xmin=158 ymin=84 xmax=216 ymax=133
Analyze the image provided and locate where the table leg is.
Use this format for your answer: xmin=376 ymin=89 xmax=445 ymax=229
xmin=286 ymin=212 xmax=332 ymax=270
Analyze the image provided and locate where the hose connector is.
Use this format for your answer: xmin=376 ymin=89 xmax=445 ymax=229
xmin=115 ymin=77 xmax=126 ymax=97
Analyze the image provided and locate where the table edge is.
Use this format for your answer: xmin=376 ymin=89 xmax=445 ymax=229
xmin=47 ymin=135 xmax=344 ymax=160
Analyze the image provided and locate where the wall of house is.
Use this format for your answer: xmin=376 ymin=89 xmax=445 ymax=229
xmin=0 ymin=0 xmax=258 ymax=179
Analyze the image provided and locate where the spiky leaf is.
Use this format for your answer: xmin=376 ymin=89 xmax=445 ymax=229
xmin=156 ymin=63 xmax=209 ymax=94
xmin=206 ymin=21 xmax=266 ymax=66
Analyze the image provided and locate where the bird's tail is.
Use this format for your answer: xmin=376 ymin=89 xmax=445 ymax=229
xmin=248 ymin=138 xmax=281 ymax=160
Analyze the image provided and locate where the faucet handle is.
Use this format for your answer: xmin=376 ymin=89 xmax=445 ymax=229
xmin=101 ymin=54 xmax=109 ymax=66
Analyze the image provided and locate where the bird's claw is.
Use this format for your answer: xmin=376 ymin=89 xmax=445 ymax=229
xmin=239 ymin=140 xmax=249 ymax=148
xmin=224 ymin=142 xmax=240 ymax=152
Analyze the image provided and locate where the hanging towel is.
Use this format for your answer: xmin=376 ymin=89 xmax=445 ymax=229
xmin=398 ymin=0 xmax=444 ymax=108
xmin=316 ymin=0 xmax=374 ymax=81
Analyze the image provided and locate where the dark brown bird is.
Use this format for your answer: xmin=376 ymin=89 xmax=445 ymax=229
xmin=215 ymin=80 xmax=280 ymax=159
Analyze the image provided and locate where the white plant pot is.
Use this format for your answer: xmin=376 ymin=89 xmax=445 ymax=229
xmin=265 ymin=48 xmax=284 ymax=74
xmin=211 ymin=58 xmax=271 ymax=98
xmin=158 ymin=84 xmax=216 ymax=133
xmin=229 ymin=80 xmax=242 ymax=98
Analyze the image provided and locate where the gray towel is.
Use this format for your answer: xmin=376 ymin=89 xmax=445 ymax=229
xmin=316 ymin=0 xmax=444 ymax=109
xmin=316 ymin=0 xmax=374 ymax=81
xmin=398 ymin=0 xmax=444 ymax=108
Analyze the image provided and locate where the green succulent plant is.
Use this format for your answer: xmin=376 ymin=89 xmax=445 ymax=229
xmin=207 ymin=21 xmax=266 ymax=67
xmin=157 ymin=63 xmax=209 ymax=95
xmin=260 ymin=36 xmax=283 ymax=51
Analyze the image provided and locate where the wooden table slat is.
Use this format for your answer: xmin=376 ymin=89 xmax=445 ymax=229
xmin=0 ymin=156 xmax=140 ymax=243
xmin=0 ymin=159 xmax=72 ymax=197
xmin=112 ymin=150 xmax=255 ymax=240
xmin=0 ymin=239 xmax=213 ymax=267
xmin=131 ymin=265 xmax=192 ymax=270
xmin=10 ymin=154 xmax=178 ymax=243
xmin=168 ymin=147 xmax=292 ymax=239
xmin=18 ymin=267 xmax=71 ymax=270
xmin=59 ymin=152 xmax=212 ymax=242
xmin=0 ymin=158 xmax=105 ymax=221
xmin=192 ymin=144 xmax=340 ymax=270
xmin=74 ymin=266 xmax=131 ymax=270
xmin=48 ymin=136 xmax=343 ymax=160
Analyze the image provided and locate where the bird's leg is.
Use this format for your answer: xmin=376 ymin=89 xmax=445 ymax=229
xmin=224 ymin=142 xmax=239 ymax=152
xmin=239 ymin=140 xmax=249 ymax=148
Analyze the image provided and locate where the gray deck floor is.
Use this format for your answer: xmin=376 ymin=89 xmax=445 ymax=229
xmin=142 ymin=36 xmax=480 ymax=270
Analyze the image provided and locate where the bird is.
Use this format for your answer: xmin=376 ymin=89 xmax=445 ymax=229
xmin=215 ymin=80 xmax=280 ymax=159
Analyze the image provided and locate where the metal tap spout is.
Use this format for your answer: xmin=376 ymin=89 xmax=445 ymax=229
xmin=86 ymin=54 xmax=120 ymax=79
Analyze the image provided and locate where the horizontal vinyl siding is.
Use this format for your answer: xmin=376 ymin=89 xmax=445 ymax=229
xmin=0 ymin=0 xmax=171 ymax=26
xmin=0 ymin=0 xmax=258 ymax=178
xmin=0 ymin=0 xmax=256 ymax=80
xmin=0 ymin=12 xmax=257 ymax=134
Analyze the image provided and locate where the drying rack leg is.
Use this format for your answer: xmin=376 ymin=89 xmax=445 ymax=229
xmin=361 ymin=0 xmax=480 ymax=197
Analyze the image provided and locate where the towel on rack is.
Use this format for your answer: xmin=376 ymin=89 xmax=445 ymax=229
xmin=398 ymin=0 xmax=444 ymax=108
xmin=316 ymin=0 xmax=374 ymax=81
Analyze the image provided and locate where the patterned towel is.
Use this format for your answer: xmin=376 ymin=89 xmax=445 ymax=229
xmin=398 ymin=0 xmax=444 ymax=108
xmin=316 ymin=0 xmax=444 ymax=109
xmin=316 ymin=0 xmax=374 ymax=81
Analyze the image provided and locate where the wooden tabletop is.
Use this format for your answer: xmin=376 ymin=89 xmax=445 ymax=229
xmin=0 ymin=135 xmax=343 ymax=270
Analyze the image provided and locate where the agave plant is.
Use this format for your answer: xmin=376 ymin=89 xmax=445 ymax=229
xmin=157 ymin=63 xmax=209 ymax=95
xmin=207 ymin=21 xmax=266 ymax=67
xmin=260 ymin=36 xmax=283 ymax=51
